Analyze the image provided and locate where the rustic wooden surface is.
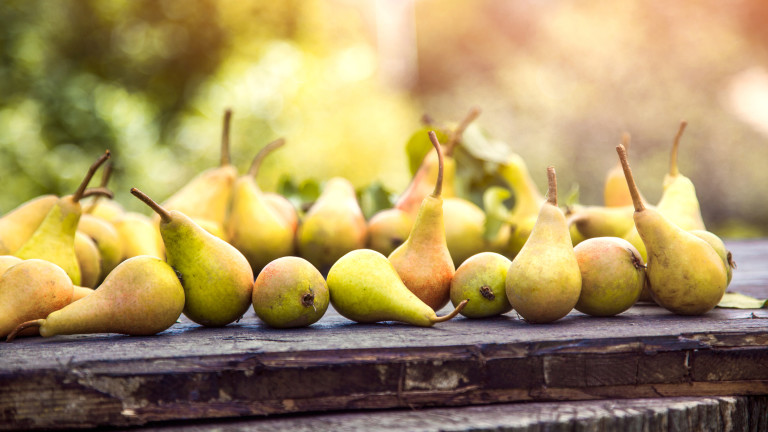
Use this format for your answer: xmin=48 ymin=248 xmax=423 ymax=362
xmin=1 ymin=239 xmax=766 ymax=430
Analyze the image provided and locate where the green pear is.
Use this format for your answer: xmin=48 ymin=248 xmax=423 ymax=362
xmin=443 ymin=197 xmax=510 ymax=267
xmin=6 ymin=256 xmax=184 ymax=340
xmin=366 ymin=208 xmax=413 ymax=256
xmin=616 ymin=144 xmax=727 ymax=315
xmin=573 ymin=237 xmax=646 ymax=316
xmin=78 ymin=214 xmax=123 ymax=282
xmin=15 ymin=151 xmax=112 ymax=285
xmin=450 ymin=252 xmax=512 ymax=318
xmin=497 ymin=153 xmax=545 ymax=257
xmin=0 ymin=195 xmax=58 ymax=254
xmin=655 ymin=121 xmax=706 ymax=231
xmin=567 ymin=204 xmax=636 ymax=240
xmin=252 ymin=256 xmax=329 ymax=328
xmin=327 ymin=249 xmax=467 ymax=326
xmin=132 ymin=188 xmax=253 ymax=327
xmin=389 ymin=131 xmax=455 ymax=311
xmin=297 ymin=177 xmax=367 ymax=274
xmin=506 ymin=166 xmax=581 ymax=323
xmin=227 ymin=138 xmax=295 ymax=275
xmin=160 ymin=109 xmax=238 ymax=233
xmin=1 ymin=259 xmax=73 ymax=338
xmin=112 ymin=212 xmax=164 ymax=260
xmin=74 ymin=231 xmax=101 ymax=289
xmin=690 ymin=230 xmax=735 ymax=285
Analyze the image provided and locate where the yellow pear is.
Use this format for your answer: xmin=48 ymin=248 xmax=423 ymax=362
xmin=78 ymin=214 xmax=123 ymax=282
xmin=74 ymin=231 xmax=101 ymax=289
xmin=0 ymin=195 xmax=58 ymax=255
xmin=112 ymin=212 xmax=165 ymax=260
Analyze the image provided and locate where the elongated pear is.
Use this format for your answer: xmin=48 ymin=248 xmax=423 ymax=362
xmin=498 ymin=153 xmax=545 ymax=257
xmin=389 ymin=131 xmax=455 ymax=310
xmin=0 ymin=195 xmax=58 ymax=254
xmin=616 ymin=144 xmax=726 ymax=315
xmin=132 ymin=188 xmax=253 ymax=327
xmin=227 ymin=138 xmax=295 ymax=275
xmin=6 ymin=256 xmax=184 ymax=340
xmin=506 ymin=167 xmax=581 ymax=323
xmin=656 ymin=121 xmax=705 ymax=231
xmin=78 ymin=214 xmax=122 ymax=282
xmin=1 ymin=259 xmax=73 ymax=338
xmin=160 ymin=109 xmax=238 ymax=232
xmin=74 ymin=231 xmax=101 ymax=289
xmin=297 ymin=177 xmax=367 ymax=274
xmin=15 ymin=151 xmax=112 ymax=285
xmin=327 ymin=249 xmax=467 ymax=326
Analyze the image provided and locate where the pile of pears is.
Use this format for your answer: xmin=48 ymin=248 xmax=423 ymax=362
xmin=1 ymin=109 xmax=735 ymax=341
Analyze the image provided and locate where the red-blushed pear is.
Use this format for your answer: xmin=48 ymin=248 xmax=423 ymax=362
xmin=15 ymin=151 xmax=112 ymax=285
xmin=227 ymin=138 xmax=296 ymax=275
xmin=327 ymin=249 xmax=467 ymax=327
xmin=616 ymin=144 xmax=727 ymax=315
xmin=388 ymin=131 xmax=455 ymax=311
xmin=132 ymin=188 xmax=253 ymax=327
xmin=505 ymin=167 xmax=581 ymax=324
xmin=6 ymin=256 xmax=184 ymax=341
xmin=159 ymin=109 xmax=238 ymax=236
xmin=1 ymin=259 xmax=73 ymax=339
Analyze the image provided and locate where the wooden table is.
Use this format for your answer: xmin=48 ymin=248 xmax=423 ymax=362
xmin=1 ymin=240 xmax=767 ymax=431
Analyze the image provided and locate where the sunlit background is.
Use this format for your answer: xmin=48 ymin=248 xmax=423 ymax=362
xmin=1 ymin=0 xmax=767 ymax=237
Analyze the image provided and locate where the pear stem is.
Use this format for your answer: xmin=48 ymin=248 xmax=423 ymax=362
xmin=131 ymin=188 xmax=172 ymax=223
xmin=85 ymin=162 xmax=113 ymax=213
xmin=248 ymin=138 xmax=286 ymax=177
xmin=80 ymin=187 xmax=114 ymax=200
xmin=430 ymin=299 xmax=469 ymax=323
xmin=445 ymin=106 xmax=481 ymax=157
xmin=616 ymin=144 xmax=645 ymax=212
xmin=546 ymin=166 xmax=557 ymax=206
xmin=427 ymin=131 xmax=444 ymax=198
xmin=221 ymin=108 xmax=233 ymax=167
xmin=73 ymin=150 xmax=111 ymax=203
xmin=669 ymin=120 xmax=687 ymax=177
xmin=6 ymin=319 xmax=44 ymax=342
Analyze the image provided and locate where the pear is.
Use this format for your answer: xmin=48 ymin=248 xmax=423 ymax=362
xmin=263 ymin=192 xmax=299 ymax=234
xmin=160 ymin=109 xmax=238 ymax=234
xmin=0 ymin=195 xmax=58 ymax=254
xmin=78 ymin=214 xmax=123 ymax=282
xmin=394 ymin=107 xmax=479 ymax=215
xmin=227 ymin=138 xmax=296 ymax=275
xmin=14 ymin=151 xmax=112 ymax=285
xmin=443 ymin=198 xmax=511 ymax=267
xmin=366 ymin=208 xmax=413 ymax=256
xmin=616 ymin=144 xmax=727 ymax=315
xmin=573 ymin=237 xmax=646 ymax=316
xmin=74 ymin=231 xmax=101 ymax=289
xmin=113 ymin=212 xmax=165 ymax=260
xmin=132 ymin=188 xmax=253 ymax=327
xmin=450 ymin=252 xmax=512 ymax=319
xmin=252 ymin=256 xmax=329 ymax=328
xmin=505 ymin=166 xmax=581 ymax=324
xmin=655 ymin=121 xmax=706 ymax=231
xmin=690 ymin=230 xmax=736 ymax=285
xmin=327 ymin=249 xmax=467 ymax=326
xmin=297 ymin=177 xmax=367 ymax=274
xmin=497 ymin=153 xmax=545 ymax=257
xmin=0 ymin=256 xmax=23 ymax=275
xmin=84 ymin=198 xmax=125 ymax=223
xmin=388 ymin=131 xmax=455 ymax=311
xmin=1 ymin=259 xmax=73 ymax=338
xmin=71 ymin=286 xmax=94 ymax=302
xmin=567 ymin=204 xmax=636 ymax=240
xmin=604 ymin=132 xmax=635 ymax=207
xmin=6 ymin=256 xmax=184 ymax=340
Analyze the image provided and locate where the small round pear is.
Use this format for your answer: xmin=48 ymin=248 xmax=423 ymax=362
xmin=252 ymin=257 xmax=329 ymax=328
xmin=573 ymin=237 xmax=646 ymax=316
xmin=450 ymin=252 xmax=512 ymax=318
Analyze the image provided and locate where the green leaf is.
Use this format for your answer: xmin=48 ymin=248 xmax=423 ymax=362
xmin=460 ymin=123 xmax=512 ymax=164
xmin=358 ymin=181 xmax=395 ymax=220
xmin=717 ymin=292 xmax=767 ymax=309
xmin=483 ymin=186 xmax=511 ymax=242
xmin=405 ymin=127 xmax=449 ymax=176
xmin=563 ymin=183 xmax=581 ymax=207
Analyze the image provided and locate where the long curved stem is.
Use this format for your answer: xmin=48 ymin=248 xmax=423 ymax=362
xmin=445 ymin=106 xmax=481 ymax=157
xmin=431 ymin=299 xmax=469 ymax=323
xmin=427 ymin=131 xmax=444 ymax=198
xmin=6 ymin=319 xmax=44 ymax=342
xmin=221 ymin=109 xmax=232 ymax=167
xmin=248 ymin=138 xmax=286 ymax=177
xmin=80 ymin=187 xmax=114 ymax=200
xmin=616 ymin=144 xmax=645 ymax=212
xmin=73 ymin=150 xmax=111 ymax=203
xmin=546 ymin=166 xmax=558 ymax=207
xmin=131 ymin=188 xmax=172 ymax=223
xmin=85 ymin=162 xmax=113 ymax=213
xmin=669 ymin=120 xmax=687 ymax=177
